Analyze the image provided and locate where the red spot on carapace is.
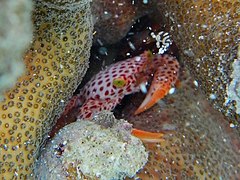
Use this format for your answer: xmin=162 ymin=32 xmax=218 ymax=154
xmin=106 ymin=82 xmax=111 ymax=87
xmin=105 ymin=90 xmax=109 ymax=96
xmin=90 ymin=105 xmax=97 ymax=109
xmin=95 ymin=94 xmax=100 ymax=99
xmin=98 ymin=80 xmax=103 ymax=85
xmin=118 ymin=89 xmax=123 ymax=94
xmin=85 ymin=112 xmax=92 ymax=119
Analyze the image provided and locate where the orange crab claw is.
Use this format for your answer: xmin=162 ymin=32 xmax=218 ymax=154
xmin=134 ymin=54 xmax=179 ymax=115
xmin=131 ymin=128 xmax=164 ymax=143
xmin=134 ymin=83 xmax=171 ymax=115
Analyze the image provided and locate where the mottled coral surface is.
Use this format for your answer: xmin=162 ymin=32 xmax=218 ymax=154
xmin=0 ymin=0 xmax=93 ymax=178
xmin=157 ymin=0 xmax=240 ymax=124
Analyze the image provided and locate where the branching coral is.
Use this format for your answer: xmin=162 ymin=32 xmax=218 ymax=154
xmin=0 ymin=0 xmax=93 ymax=178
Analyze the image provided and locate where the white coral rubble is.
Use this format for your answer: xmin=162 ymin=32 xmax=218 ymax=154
xmin=225 ymin=49 xmax=240 ymax=115
xmin=35 ymin=112 xmax=148 ymax=180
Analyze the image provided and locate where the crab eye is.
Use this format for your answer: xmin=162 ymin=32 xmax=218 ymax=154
xmin=113 ymin=77 xmax=126 ymax=88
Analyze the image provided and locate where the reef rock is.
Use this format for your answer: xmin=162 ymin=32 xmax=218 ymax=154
xmin=0 ymin=0 xmax=33 ymax=101
xmin=35 ymin=112 xmax=148 ymax=180
xmin=91 ymin=0 xmax=153 ymax=45
xmin=0 ymin=0 xmax=93 ymax=178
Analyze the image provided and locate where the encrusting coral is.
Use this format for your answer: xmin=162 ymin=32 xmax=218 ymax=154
xmin=157 ymin=0 xmax=240 ymax=124
xmin=0 ymin=0 xmax=93 ymax=178
xmin=35 ymin=112 xmax=148 ymax=180
xmin=0 ymin=0 xmax=33 ymax=101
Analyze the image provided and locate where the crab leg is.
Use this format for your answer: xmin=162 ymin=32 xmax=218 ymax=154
xmin=76 ymin=98 xmax=120 ymax=119
xmin=75 ymin=97 xmax=165 ymax=142
xmin=62 ymin=95 xmax=83 ymax=115
xmin=131 ymin=128 xmax=164 ymax=143
xmin=135 ymin=54 xmax=179 ymax=115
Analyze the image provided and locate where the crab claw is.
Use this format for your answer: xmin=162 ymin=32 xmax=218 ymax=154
xmin=131 ymin=128 xmax=164 ymax=143
xmin=134 ymin=81 xmax=171 ymax=115
xmin=134 ymin=54 xmax=179 ymax=115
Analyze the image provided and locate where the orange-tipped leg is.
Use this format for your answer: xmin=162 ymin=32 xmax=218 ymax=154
xmin=131 ymin=128 xmax=165 ymax=143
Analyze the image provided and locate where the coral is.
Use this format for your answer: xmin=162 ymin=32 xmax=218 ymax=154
xmin=157 ymin=0 xmax=240 ymax=123
xmin=35 ymin=112 xmax=148 ymax=180
xmin=0 ymin=0 xmax=33 ymax=101
xmin=0 ymin=0 xmax=93 ymax=178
